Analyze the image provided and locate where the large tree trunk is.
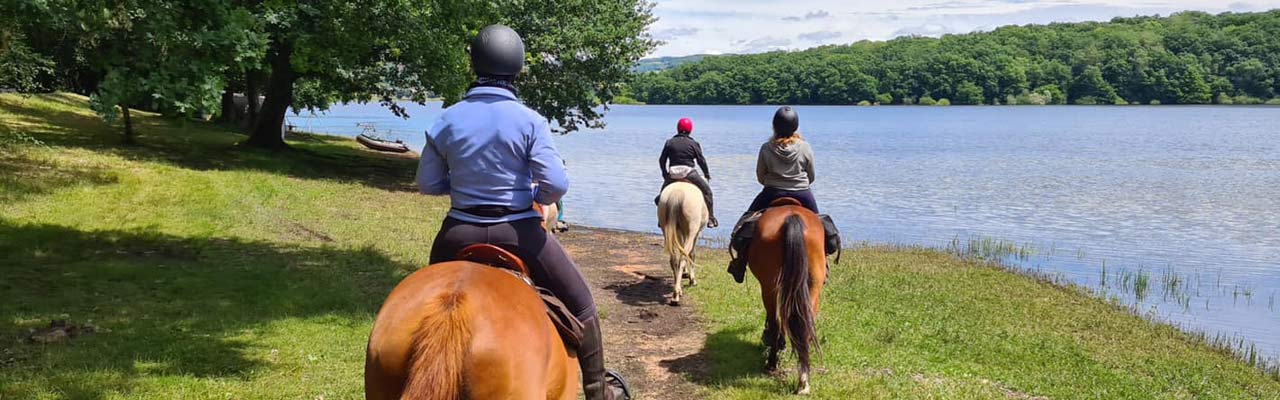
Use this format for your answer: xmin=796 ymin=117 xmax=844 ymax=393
xmin=245 ymin=40 xmax=295 ymax=150
xmin=121 ymin=104 xmax=135 ymax=145
xmin=245 ymin=70 xmax=261 ymax=130
xmin=219 ymin=87 xmax=236 ymax=124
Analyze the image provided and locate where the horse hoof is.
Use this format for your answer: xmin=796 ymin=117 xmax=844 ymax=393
xmin=668 ymin=299 xmax=681 ymax=306
xmin=795 ymin=385 xmax=810 ymax=395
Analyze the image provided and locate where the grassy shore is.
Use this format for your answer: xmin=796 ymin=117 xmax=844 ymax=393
xmin=2 ymin=93 xmax=1279 ymax=399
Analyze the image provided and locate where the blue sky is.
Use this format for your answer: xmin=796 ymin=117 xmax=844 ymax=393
xmin=647 ymin=0 xmax=1280 ymax=57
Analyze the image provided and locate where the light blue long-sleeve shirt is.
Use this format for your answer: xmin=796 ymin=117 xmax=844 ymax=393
xmin=416 ymin=87 xmax=568 ymax=223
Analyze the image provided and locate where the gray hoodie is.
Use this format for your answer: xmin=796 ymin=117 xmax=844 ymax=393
xmin=756 ymin=139 xmax=816 ymax=191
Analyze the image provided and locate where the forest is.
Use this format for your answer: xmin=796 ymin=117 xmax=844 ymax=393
xmin=628 ymin=10 xmax=1280 ymax=106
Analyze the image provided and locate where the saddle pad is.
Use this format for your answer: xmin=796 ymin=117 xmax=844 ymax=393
xmin=666 ymin=165 xmax=694 ymax=179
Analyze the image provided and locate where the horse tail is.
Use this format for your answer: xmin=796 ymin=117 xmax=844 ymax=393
xmin=403 ymin=291 xmax=473 ymax=400
xmin=778 ymin=214 xmax=817 ymax=372
xmin=662 ymin=192 xmax=694 ymax=264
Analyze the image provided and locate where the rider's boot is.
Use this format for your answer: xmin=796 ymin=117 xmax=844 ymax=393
xmin=581 ymin=317 xmax=632 ymax=400
xmin=706 ymin=199 xmax=719 ymax=229
xmin=726 ymin=212 xmax=757 ymax=283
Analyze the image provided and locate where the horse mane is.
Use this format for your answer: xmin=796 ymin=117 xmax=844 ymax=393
xmin=403 ymin=291 xmax=473 ymax=400
xmin=778 ymin=214 xmax=818 ymax=373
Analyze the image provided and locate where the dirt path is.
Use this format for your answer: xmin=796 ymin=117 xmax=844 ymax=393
xmin=557 ymin=227 xmax=709 ymax=399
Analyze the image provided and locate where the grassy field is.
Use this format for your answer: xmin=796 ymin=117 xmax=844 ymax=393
xmin=1 ymin=93 xmax=442 ymax=399
xmin=2 ymin=93 xmax=1279 ymax=399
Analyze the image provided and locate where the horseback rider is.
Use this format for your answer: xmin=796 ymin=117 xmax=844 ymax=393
xmin=416 ymin=24 xmax=630 ymax=400
xmin=655 ymin=117 xmax=719 ymax=228
xmin=727 ymin=106 xmax=841 ymax=283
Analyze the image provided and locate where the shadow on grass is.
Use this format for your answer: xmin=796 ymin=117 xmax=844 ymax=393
xmin=0 ymin=219 xmax=412 ymax=398
xmin=0 ymin=151 xmax=121 ymax=203
xmin=661 ymin=326 xmax=770 ymax=386
xmin=1 ymin=96 xmax=418 ymax=193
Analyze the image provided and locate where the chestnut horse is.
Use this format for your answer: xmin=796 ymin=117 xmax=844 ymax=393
xmin=657 ymin=181 xmax=708 ymax=306
xmin=747 ymin=198 xmax=827 ymax=395
xmin=365 ymin=245 xmax=578 ymax=400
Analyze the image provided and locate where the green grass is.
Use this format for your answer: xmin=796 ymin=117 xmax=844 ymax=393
xmin=685 ymin=248 xmax=1280 ymax=399
xmin=1 ymin=93 xmax=443 ymax=399
xmin=3 ymin=93 xmax=1279 ymax=399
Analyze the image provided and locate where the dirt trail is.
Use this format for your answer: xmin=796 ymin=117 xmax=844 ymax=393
xmin=557 ymin=227 xmax=709 ymax=399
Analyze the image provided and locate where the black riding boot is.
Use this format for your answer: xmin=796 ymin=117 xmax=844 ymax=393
xmin=580 ymin=317 xmax=632 ymax=400
xmin=727 ymin=212 xmax=758 ymax=284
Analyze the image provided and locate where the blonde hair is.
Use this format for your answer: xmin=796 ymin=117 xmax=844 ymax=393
xmin=772 ymin=132 xmax=802 ymax=146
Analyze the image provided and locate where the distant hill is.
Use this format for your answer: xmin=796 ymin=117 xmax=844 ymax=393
xmin=632 ymin=54 xmax=712 ymax=73
xmin=629 ymin=10 xmax=1280 ymax=106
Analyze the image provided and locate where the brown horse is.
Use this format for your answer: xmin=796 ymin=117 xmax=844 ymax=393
xmin=747 ymin=198 xmax=828 ymax=395
xmin=365 ymin=245 xmax=578 ymax=400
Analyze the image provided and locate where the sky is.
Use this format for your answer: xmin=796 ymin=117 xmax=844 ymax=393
xmin=646 ymin=0 xmax=1280 ymax=57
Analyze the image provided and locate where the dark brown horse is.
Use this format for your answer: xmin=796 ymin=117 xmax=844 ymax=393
xmin=365 ymin=245 xmax=578 ymax=400
xmin=747 ymin=198 xmax=828 ymax=395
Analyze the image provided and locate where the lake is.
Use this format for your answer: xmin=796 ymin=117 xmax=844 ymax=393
xmin=290 ymin=103 xmax=1280 ymax=365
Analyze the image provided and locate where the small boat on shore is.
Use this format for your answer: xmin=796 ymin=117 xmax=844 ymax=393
xmin=354 ymin=122 xmax=411 ymax=153
xmin=356 ymin=133 xmax=411 ymax=153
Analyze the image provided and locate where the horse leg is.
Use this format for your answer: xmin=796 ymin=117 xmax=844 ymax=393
xmin=670 ymin=250 xmax=683 ymax=306
xmin=683 ymin=226 xmax=700 ymax=287
xmin=760 ymin=284 xmax=782 ymax=373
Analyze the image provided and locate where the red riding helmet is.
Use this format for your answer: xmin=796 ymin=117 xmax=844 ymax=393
xmin=676 ymin=117 xmax=693 ymax=134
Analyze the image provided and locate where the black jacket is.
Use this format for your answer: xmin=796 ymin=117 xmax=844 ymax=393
xmin=659 ymin=134 xmax=710 ymax=179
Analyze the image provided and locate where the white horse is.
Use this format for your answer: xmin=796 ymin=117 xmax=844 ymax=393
xmin=540 ymin=201 xmax=560 ymax=234
xmin=657 ymin=181 xmax=708 ymax=306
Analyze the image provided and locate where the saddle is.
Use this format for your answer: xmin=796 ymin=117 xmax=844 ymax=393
xmin=455 ymin=244 xmax=585 ymax=350
xmin=769 ymin=197 xmax=803 ymax=207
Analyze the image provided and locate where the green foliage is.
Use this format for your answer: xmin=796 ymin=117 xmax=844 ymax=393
xmin=7 ymin=0 xmax=267 ymax=139
xmin=1150 ymin=99 xmax=1162 ymax=105
xmin=1075 ymin=96 xmax=1100 ymax=105
xmin=630 ymin=10 xmax=1280 ymax=106
xmin=857 ymin=100 xmax=872 ymax=106
xmin=919 ymin=95 xmax=937 ymax=106
xmin=0 ymin=33 xmax=56 ymax=92
xmin=1266 ymin=98 xmax=1280 ymax=105
xmin=936 ymin=98 xmax=951 ymax=106
xmin=1233 ymin=95 xmax=1265 ymax=105
xmin=875 ymin=93 xmax=893 ymax=105
xmin=1217 ymin=93 xmax=1235 ymax=104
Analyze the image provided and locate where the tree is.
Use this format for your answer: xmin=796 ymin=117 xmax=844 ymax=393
xmin=7 ymin=0 xmax=265 ymax=143
xmin=955 ymin=81 xmax=985 ymax=105
xmin=244 ymin=0 xmax=657 ymax=149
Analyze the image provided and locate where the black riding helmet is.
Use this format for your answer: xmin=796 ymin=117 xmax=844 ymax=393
xmin=772 ymin=106 xmax=799 ymax=137
xmin=469 ymin=24 xmax=525 ymax=78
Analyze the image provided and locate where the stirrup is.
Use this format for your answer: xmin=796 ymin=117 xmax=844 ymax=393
xmin=605 ymin=370 xmax=632 ymax=400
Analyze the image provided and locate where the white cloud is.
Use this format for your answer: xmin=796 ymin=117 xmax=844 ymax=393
xmin=646 ymin=0 xmax=1280 ymax=57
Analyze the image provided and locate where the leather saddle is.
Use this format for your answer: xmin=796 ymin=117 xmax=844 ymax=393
xmin=454 ymin=244 xmax=584 ymax=350
xmin=769 ymin=197 xmax=803 ymax=208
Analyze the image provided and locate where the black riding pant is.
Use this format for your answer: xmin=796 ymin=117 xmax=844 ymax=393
xmin=429 ymin=216 xmax=596 ymax=323
xmin=659 ymin=169 xmax=715 ymax=216
xmin=747 ymin=187 xmax=818 ymax=214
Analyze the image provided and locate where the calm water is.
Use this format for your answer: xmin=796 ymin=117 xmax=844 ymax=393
xmin=291 ymin=103 xmax=1280 ymax=363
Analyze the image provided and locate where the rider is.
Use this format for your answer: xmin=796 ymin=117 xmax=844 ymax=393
xmin=416 ymin=24 xmax=630 ymax=400
xmin=726 ymin=106 xmax=840 ymax=283
xmin=655 ymin=117 xmax=718 ymax=228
